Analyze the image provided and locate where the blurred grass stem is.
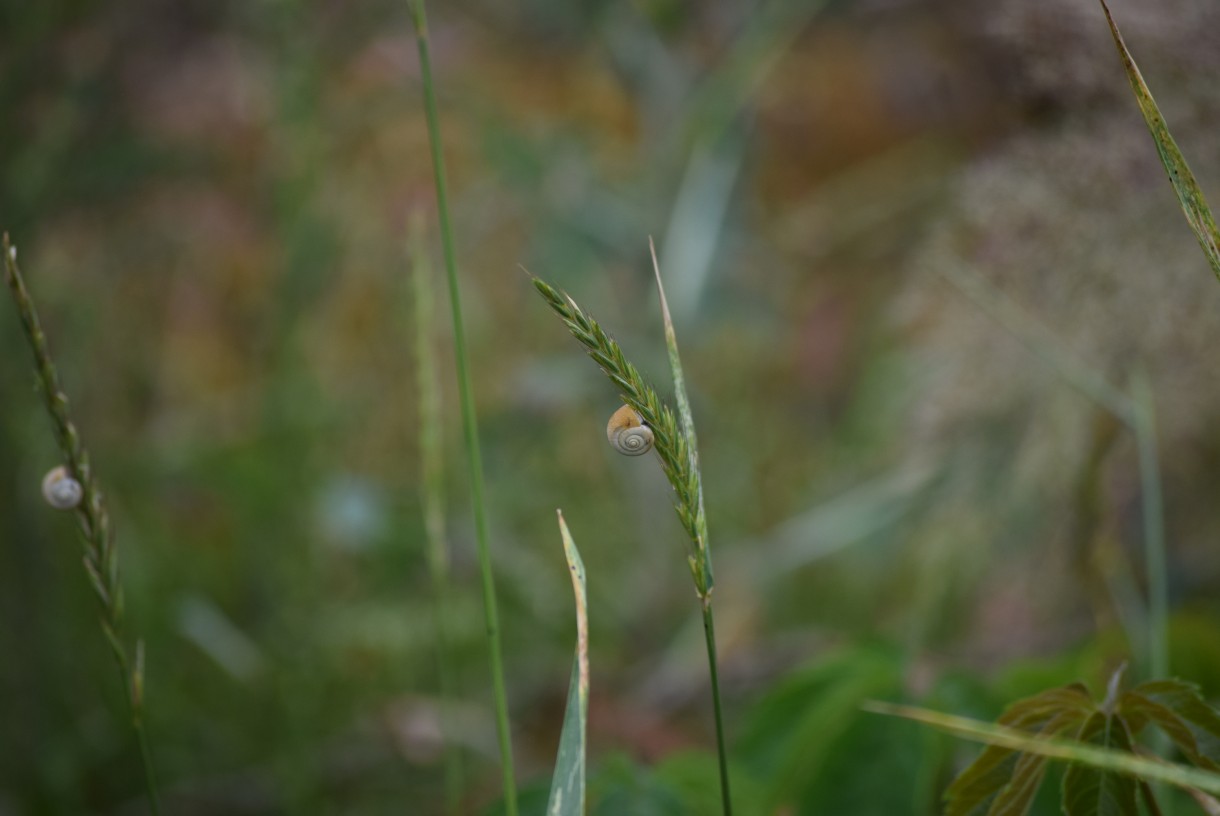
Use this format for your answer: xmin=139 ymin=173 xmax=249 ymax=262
xmin=410 ymin=216 xmax=464 ymax=813
xmin=3 ymin=233 xmax=161 ymax=815
xmin=1131 ymin=372 xmax=1168 ymax=681
xmin=407 ymin=4 xmax=518 ymax=812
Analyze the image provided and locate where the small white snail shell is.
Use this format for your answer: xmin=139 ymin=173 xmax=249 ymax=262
xmin=606 ymin=404 xmax=654 ymax=456
xmin=42 ymin=465 xmax=83 ymax=510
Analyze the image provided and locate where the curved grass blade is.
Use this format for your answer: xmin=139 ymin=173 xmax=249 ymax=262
xmin=864 ymin=701 xmax=1220 ymax=798
xmin=649 ymin=239 xmax=731 ymax=815
xmin=547 ymin=511 xmax=589 ymax=816
xmin=1098 ymin=0 xmax=1220 ymax=282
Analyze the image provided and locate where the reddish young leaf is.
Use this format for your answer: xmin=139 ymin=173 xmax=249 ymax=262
xmin=1121 ymin=680 xmax=1220 ymax=771
xmin=1061 ymin=712 xmax=1138 ymax=816
xmin=946 ymin=684 xmax=1095 ymax=816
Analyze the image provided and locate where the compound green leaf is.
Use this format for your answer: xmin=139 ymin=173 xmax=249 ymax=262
xmin=1061 ymin=711 xmax=1138 ymax=816
xmin=945 ymin=684 xmax=1095 ymax=816
xmin=1121 ymin=679 xmax=1220 ymax=772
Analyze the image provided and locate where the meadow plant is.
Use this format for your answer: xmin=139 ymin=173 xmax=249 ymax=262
xmin=2 ymin=234 xmax=161 ymax=814
xmin=531 ymin=243 xmax=733 ymax=814
xmin=872 ymin=3 xmax=1220 ymax=813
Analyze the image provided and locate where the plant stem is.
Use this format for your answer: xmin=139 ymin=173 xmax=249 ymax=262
xmin=1131 ymin=372 xmax=1168 ymax=681
xmin=651 ymin=241 xmax=731 ymax=814
xmin=3 ymin=233 xmax=161 ymax=815
xmin=410 ymin=215 xmax=465 ymax=813
xmin=702 ymin=602 xmax=733 ymax=815
xmin=405 ymin=5 xmax=517 ymax=812
xmin=532 ymin=257 xmax=733 ymax=812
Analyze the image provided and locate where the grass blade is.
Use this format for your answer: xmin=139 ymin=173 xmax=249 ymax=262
xmin=410 ymin=213 xmax=464 ymax=813
xmin=864 ymin=701 xmax=1220 ymax=798
xmin=649 ymin=240 xmax=731 ymax=815
xmin=406 ymin=3 xmax=517 ymax=811
xmin=547 ymin=511 xmax=589 ymax=816
xmin=533 ymin=246 xmax=734 ymax=814
xmin=1098 ymin=0 xmax=1220 ymax=282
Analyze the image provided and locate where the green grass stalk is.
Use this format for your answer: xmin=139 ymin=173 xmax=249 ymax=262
xmin=532 ymin=249 xmax=733 ymax=814
xmin=410 ymin=215 xmax=464 ymax=813
xmin=649 ymin=240 xmax=731 ymax=813
xmin=865 ymin=700 xmax=1220 ymax=798
xmin=1131 ymin=371 xmax=1168 ymax=682
xmin=405 ymin=5 xmax=517 ymax=811
xmin=2 ymin=233 xmax=161 ymax=815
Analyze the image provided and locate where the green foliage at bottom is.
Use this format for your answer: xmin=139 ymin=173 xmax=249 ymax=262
xmin=944 ymin=668 xmax=1220 ymax=816
xmin=736 ymin=644 xmax=945 ymax=815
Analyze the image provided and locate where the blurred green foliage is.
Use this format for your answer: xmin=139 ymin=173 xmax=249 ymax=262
xmin=5 ymin=0 xmax=1220 ymax=813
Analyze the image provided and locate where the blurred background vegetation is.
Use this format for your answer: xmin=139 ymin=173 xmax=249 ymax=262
xmin=4 ymin=0 xmax=1220 ymax=812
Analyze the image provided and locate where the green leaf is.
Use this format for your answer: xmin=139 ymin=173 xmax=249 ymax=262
xmin=591 ymin=755 xmax=690 ymax=816
xmin=795 ymin=704 xmax=944 ymax=816
xmin=1137 ymin=780 xmax=1165 ymax=816
xmin=1061 ymin=711 xmax=1138 ymax=816
xmin=737 ymin=646 xmax=902 ymax=811
xmin=1098 ymin=0 xmax=1220 ymax=283
xmin=652 ymin=752 xmax=769 ymax=816
xmin=1120 ymin=680 xmax=1220 ymax=771
xmin=547 ymin=512 xmax=589 ymax=816
xmin=944 ymin=685 xmax=1095 ymax=816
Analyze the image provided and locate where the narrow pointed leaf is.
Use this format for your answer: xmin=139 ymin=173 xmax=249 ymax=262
xmin=1098 ymin=0 xmax=1220 ymax=282
xmin=547 ymin=511 xmax=589 ymax=816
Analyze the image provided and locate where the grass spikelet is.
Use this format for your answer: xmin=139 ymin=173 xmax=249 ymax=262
xmin=2 ymin=232 xmax=161 ymax=814
xmin=531 ymin=276 xmax=703 ymax=573
xmin=533 ymin=253 xmax=733 ymax=814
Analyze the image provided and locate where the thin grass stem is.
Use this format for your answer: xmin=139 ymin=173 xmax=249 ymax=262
xmin=410 ymin=215 xmax=465 ymax=813
xmin=650 ymin=240 xmax=731 ymax=813
xmin=701 ymin=604 xmax=732 ymax=814
xmin=405 ymin=5 xmax=517 ymax=811
xmin=1131 ymin=371 xmax=1168 ymax=681
xmin=3 ymin=233 xmax=161 ymax=815
xmin=532 ymin=244 xmax=733 ymax=814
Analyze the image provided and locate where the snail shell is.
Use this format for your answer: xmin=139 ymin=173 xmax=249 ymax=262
xmin=606 ymin=404 xmax=654 ymax=456
xmin=42 ymin=465 xmax=83 ymax=510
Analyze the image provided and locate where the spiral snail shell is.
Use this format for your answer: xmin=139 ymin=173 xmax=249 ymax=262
xmin=42 ymin=465 xmax=83 ymax=510
xmin=606 ymin=404 xmax=654 ymax=456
